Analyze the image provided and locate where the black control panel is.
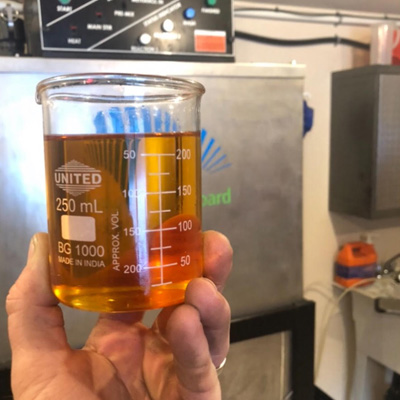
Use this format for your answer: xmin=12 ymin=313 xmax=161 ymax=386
xmin=31 ymin=0 xmax=233 ymax=61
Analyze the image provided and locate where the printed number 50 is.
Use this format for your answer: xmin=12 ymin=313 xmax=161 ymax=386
xmin=123 ymin=150 xmax=136 ymax=159
xmin=180 ymin=255 xmax=191 ymax=266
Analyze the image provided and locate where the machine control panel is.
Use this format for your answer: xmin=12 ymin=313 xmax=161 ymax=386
xmin=36 ymin=0 xmax=234 ymax=60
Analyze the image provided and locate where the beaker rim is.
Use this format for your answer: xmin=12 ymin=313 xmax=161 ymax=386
xmin=36 ymin=73 xmax=205 ymax=104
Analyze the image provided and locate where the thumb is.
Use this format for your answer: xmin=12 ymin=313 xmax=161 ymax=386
xmin=6 ymin=233 xmax=69 ymax=357
xmin=166 ymin=304 xmax=221 ymax=399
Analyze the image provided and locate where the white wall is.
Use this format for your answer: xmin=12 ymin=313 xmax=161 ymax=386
xmin=234 ymin=2 xmax=400 ymax=399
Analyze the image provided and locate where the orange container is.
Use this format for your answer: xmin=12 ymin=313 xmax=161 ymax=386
xmin=334 ymin=242 xmax=377 ymax=287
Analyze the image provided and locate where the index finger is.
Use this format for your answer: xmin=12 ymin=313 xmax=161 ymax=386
xmin=153 ymin=230 xmax=232 ymax=335
xmin=203 ymin=230 xmax=232 ymax=292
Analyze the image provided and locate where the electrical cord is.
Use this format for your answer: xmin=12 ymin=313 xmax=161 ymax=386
xmin=236 ymin=6 xmax=338 ymax=18
xmin=235 ymin=6 xmax=400 ymax=23
xmin=315 ymin=278 xmax=377 ymax=382
xmin=235 ymin=30 xmax=370 ymax=50
xmin=282 ymin=390 xmax=293 ymax=400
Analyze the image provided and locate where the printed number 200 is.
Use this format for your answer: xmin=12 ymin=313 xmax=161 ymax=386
xmin=176 ymin=149 xmax=191 ymax=160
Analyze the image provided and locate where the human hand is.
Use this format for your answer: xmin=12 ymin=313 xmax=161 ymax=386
xmin=6 ymin=231 xmax=232 ymax=400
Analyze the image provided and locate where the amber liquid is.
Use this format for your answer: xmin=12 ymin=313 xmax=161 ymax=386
xmin=44 ymin=132 xmax=202 ymax=312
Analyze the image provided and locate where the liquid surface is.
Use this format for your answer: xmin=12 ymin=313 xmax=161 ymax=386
xmin=44 ymin=132 xmax=202 ymax=312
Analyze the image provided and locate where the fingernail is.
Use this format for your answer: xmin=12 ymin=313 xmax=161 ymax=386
xmin=203 ymin=278 xmax=218 ymax=291
xmin=27 ymin=235 xmax=37 ymax=261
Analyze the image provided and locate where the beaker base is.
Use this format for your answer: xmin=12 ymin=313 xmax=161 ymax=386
xmin=53 ymin=282 xmax=192 ymax=312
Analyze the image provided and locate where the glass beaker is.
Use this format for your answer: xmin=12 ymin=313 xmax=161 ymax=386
xmin=36 ymin=73 xmax=205 ymax=312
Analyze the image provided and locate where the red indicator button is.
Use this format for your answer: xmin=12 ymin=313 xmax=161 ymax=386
xmin=194 ymin=30 xmax=226 ymax=53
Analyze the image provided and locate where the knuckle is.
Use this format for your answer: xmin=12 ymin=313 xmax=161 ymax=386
xmin=5 ymin=282 xmax=23 ymax=316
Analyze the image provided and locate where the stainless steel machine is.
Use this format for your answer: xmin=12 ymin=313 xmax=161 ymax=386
xmin=23 ymin=0 xmax=234 ymax=61
xmin=0 ymin=58 xmax=308 ymax=399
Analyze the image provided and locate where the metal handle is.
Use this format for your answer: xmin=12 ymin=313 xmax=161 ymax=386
xmin=375 ymin=297 xmax=400 ymax=315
